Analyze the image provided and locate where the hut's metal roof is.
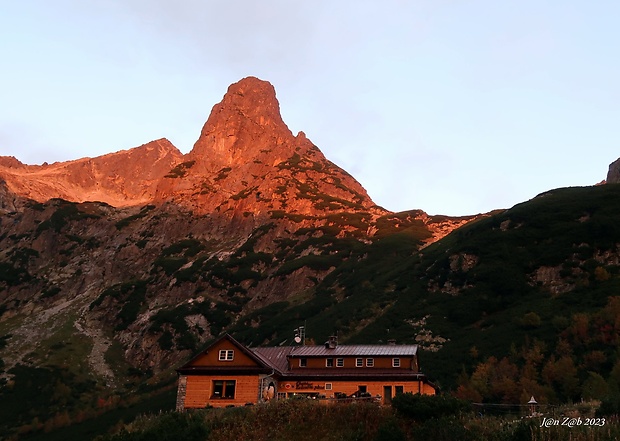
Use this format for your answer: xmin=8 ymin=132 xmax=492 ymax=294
xmin=251 ymin=344 xmax=418 ymax=374
xmin=286 ymin=345 xmax=418 ymax=358
xmin=252 ymin=346 xmax=293 ymax=373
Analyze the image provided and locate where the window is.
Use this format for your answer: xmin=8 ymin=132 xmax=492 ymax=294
xmin=395 ymin=386 xmax=404 ymax=395
xmin=366 ymin=358 xmax=374 ymax=367
xmin=299 ymin=358 xmax=307 ymax=367
xmin=218 ymin=350 xmax=234 ymax=361
xmin=392 ymin=358 xmax=401 ymax=367
xmin=325 ymin=383 xmax=333 ymax=390
xmin=356 ymin=358 xmax=363 ymax=367
xmin=212 ymin=380 xmax=236 ymax=399
xmin=326 ymin=358 xmax=334 ymax=367
xmin=336 ymin=358 xmax=344 ymax=367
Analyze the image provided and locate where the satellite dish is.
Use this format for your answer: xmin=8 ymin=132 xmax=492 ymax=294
xmin=294 ymin=336 xmax=302 ymax=343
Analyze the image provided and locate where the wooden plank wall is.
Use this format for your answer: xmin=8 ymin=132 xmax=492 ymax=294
xmin=419 ymin=382 xmax=436 ymax=395
xmin=279 ymin=379 xmax=436 ymax=400
xmin=184 ymin=375 xmax=260 ymax=408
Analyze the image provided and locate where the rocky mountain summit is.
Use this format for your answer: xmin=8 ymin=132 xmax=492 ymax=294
xmin=1 ymin=77 xmax=381 ymax=220
xmin=154 ymin=77 xmax=383 ymax=221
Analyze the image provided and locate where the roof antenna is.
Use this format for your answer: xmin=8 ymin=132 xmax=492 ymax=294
xmin=294 ymin=325 xmax=305 ymax=345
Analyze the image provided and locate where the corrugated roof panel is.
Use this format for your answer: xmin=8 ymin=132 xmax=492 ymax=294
xmin=251 ymin=344 xmax=418 ymax=373
xmin=251 ymin=346 xmax=293 ymax=373
xmin=288 ymin=345 xmax=418 ymax=357
xmin=280 ymin=368 xmax=425 ymax=379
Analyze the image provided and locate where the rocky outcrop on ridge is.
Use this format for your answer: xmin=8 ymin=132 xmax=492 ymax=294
xmin=0 ymin=139 xmax=183 ymax=207
xmin=607 ymin=157 xmax=620 ymax=184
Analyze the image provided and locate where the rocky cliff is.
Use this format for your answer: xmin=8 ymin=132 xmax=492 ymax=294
xmin=0 ymin=139 xmax=183 ymax=207
xmin=607 ymin=157 xmax=620 ymax=184
xmin=155 ymin=77 xmax=381 ymax=219
xmin=1 ymin=77 xmax=382 ymax=220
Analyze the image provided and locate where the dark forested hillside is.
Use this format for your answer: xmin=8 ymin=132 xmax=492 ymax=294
xmin=326 ymin=184 xmax=620 ymax=404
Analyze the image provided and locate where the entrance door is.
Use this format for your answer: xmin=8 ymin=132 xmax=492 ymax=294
xmin=383 ymin=386 xmax=393 ymax=404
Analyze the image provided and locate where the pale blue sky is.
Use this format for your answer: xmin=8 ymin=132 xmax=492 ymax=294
xmin=1 ymin=1 xmax=618 ymax=215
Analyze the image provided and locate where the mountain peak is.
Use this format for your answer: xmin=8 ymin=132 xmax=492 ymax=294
xmin=1 ymin=77 xmax=381 ymax=216
xmin=188 ymin=77 xmax=292 ymax=171
xmin=153 ymin=77 xmax=382 ymax=216
xmin=222 ymin=76 xmax=283 ymax=123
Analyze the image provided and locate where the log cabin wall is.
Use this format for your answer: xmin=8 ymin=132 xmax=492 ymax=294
xmin=183 ymin=375 xmax=260 ymax=408
xmin=419 ymin=381 xmax=436 ymax=395
xmin=278 ymin=379 xmax=434 ymax=404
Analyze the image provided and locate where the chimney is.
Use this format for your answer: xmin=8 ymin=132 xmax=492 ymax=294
xmin=387 ymin=339 xmax=396 ymax=346
xmin=325 ymin=335 xmax=338 ymax=349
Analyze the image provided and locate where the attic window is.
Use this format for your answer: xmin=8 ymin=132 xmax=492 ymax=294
xmin=219 ymin=350 xmax=234 ymax=361
xmin=392 ymin=358 xmax=401 ymax=368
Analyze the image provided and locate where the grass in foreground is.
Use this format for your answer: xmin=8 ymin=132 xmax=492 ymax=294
xmin=96 ymin=395 xmax=620 ymax=441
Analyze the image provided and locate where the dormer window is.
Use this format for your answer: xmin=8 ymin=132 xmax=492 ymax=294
xmin=326 ymin=358 xmax=334 ymax=367
xmin=392 ymin=358 xmax=401 ymax=367
xmin=218 ymin=350 xmax=234 ymax=361
xmin=336 ymin=358 xmax=344 ymax=367
xmin=299 ymin=358 xmax=307 ymax=367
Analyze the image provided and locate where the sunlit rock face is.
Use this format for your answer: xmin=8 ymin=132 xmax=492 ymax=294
xmin=607 ymin=158 xmax=620 ymax=184
xmin=0 ymin=139 xmax=183 ymax=207
xmin=0 ymin=76 xmax=383 ymax=220
xmin=154 ymin=76 xmax=384 ymax=218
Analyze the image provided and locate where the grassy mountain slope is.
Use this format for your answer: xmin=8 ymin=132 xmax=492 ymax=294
xmin=0 ymin=189 xmax=448 ymax=439
xmin=314 ymin=184 xmax=620 ymax=402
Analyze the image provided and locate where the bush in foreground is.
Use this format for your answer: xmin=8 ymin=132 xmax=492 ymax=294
xmin=98 ymin=398 xmax=620 ymax=441
xmin=104 ymin=412 xmax=208 ymax=441
xmin=391 ymin=393 xmax=469 ymax=421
